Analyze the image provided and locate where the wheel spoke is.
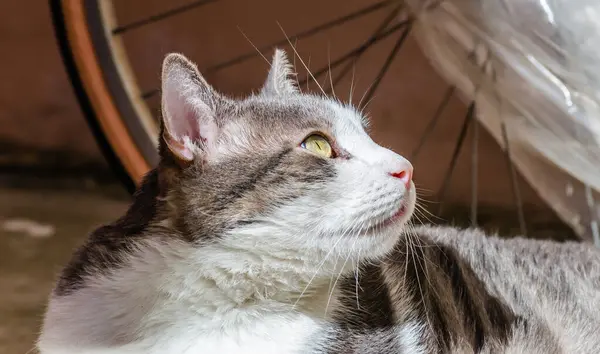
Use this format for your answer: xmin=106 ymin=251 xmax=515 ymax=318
xmin=411 ymin=87 xmax=455 ymax=160
xmin=298 ymin=21 xmax=409 ymax=88
xmin=471 ymin=116 xmax=479 ymax=227
xmin=112 ymin=0 xmax=218 ymax=34
xmin=325 ymin=6 xmax=403 ymax=95
xmin=359 ymin=24 xmax=412 ymax=110
xmin=425 ymin=0 xmax=445 ymax=11
xmin=141 ymin=89 xmax=158 ymax=100
xmin=501 ymin=121 xmax=527 ymax=236
xmin=207 ymin=0 xmax=394 ymax=73
xmin=437 ymin=102 xmax=475 ymax=215
xmin=139 ymin=1 xmax=397 ymax=101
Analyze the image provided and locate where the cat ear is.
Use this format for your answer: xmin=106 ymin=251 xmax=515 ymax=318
xmin=160 ymin=53 xmax=220 ymax=162
xmin=260 ymin=49 xmax=298 ymax=97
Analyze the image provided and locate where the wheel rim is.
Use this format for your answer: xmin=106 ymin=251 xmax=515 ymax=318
xmin=58 ymin=0 xmax=153 ymax=185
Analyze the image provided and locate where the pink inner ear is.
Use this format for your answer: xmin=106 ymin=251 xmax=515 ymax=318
xmin=178 ymin=106 xmax=202 ymax=142
xmin=167 ymin=100 xmax=219 ymax=152
xmin=162 ymin=63 xmax=219 ymax=154
xmin=165 ymin=133 xmax=195 ymax=162
xmin=165 ymin=88 xmax=201 ymax=143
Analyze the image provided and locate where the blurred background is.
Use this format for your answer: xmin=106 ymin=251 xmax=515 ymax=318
xmin=2 ymin=0 xmax=593 ymax=352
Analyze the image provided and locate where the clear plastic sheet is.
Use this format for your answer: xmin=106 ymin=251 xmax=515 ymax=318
xmin=405 ymin=0 xmax=600 ymax=243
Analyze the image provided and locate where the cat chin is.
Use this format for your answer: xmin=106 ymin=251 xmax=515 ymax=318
xmin=357 ymin=186 xmax=417 ymax=259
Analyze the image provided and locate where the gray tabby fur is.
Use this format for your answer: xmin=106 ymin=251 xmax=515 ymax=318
xmin=38 ymin=50 xmax=600 ymax=354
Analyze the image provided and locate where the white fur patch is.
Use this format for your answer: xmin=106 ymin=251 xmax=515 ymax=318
xmin=38 ymin=239 xmax=330 ymax=354
xmin=397 ymin=321 xmax=426 ymax=354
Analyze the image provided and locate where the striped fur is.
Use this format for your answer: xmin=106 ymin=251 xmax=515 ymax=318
xmin=39 ymin=51 xmax=600 ymax=353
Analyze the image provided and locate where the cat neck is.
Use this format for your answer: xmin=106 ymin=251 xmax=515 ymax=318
xmin=132 ymin=234 xmax=352 ymax=319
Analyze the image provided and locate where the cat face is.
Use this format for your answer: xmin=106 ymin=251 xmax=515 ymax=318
xmin=160 ymin=50 xmax=415 ymax=267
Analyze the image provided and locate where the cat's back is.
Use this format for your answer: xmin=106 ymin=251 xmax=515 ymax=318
xmin=418 ymin=225 xmax=600 ymax=301
xmin=415 ymin=225 xmax=600 ymax=353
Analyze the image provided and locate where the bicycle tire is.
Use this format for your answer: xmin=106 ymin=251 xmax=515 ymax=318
xmin=50 ymin=0 xmax=157 ymax=193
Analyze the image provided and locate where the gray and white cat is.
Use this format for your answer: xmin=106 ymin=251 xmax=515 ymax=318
xmin=38 ymin=50 xmax=600 ymax=354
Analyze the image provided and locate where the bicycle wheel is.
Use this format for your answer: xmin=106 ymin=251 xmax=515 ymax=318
xmin=51 ymin=0 xmax=157 ymax=192
xmin=50 ymin=0 xmax=586 ymax=241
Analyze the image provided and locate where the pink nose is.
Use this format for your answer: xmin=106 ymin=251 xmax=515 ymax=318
xmin=390 ymin=165 xmax=413 ymax=189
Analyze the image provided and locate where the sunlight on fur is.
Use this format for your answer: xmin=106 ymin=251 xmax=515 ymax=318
xmin=37 ymin=45 xmax=600 ymax=354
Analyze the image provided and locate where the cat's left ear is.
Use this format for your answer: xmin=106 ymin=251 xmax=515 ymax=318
xmin=160 ymin=53 xmax=222 ymax=163
xmin=260 ymin=49 xmax=298 ymax=97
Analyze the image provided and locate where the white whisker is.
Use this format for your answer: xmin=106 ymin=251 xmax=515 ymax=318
xmin=277 ymin=22 xmax=327 ymax=96
xmin=349 ymin=64 xmax=356 ymax=105
xmin=237 ymin=26 xmax=270 ymax=65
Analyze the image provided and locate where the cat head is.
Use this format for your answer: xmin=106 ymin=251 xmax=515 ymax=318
xmin=158 ymin=49 xmax=415 ymax=268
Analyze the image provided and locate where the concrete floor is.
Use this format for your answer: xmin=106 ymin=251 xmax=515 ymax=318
xmin=0 ymin=184 xmax=128 ymax=354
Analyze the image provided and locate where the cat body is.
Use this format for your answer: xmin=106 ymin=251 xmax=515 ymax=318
xmin=38 ymin=50 xmax=600 ymax=353
xmin=39 ymin=215 xmax=600 ymax=354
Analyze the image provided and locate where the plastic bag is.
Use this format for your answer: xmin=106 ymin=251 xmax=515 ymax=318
xmin=406 ymin=0 xmax=600 ymax=243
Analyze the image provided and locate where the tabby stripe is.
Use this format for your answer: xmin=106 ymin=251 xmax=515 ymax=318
xmin=211 ymin=148 xmax=293 ymax=213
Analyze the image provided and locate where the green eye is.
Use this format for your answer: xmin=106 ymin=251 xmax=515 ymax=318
xmin=301 ymin=134 xmax=333 ymax=158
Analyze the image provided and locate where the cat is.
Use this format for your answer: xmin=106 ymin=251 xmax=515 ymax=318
xmin=38 ymin=49 xmax=600 ymax=354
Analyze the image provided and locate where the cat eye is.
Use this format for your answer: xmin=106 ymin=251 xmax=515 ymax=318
xmin=301 ymin=134 xmax=334 ymax=158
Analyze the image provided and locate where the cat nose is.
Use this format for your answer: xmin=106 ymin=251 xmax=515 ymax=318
xmin=389 ymin=162 xmax=413 ymax=189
